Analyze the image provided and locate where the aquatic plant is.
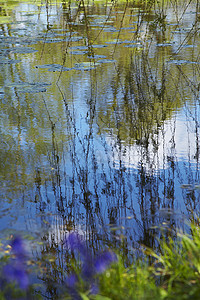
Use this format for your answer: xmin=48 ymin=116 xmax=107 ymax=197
xmin=0 ymin=236 xmax=30 ymax=299
xmin=65 ymin=232 xmax=118 ymax=299
xmin=2 ymin=225 xmax=200 ymax=299
xmin=3 ymin=236 xmax=29 ymax=290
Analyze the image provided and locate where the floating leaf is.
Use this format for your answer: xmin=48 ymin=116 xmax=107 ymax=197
xmin=87 ymin=54 xmax=107 ymax=59
xmin=51 ymin=29 xmax=69 ymax=32
xmin=157 ymin=43 xmax=172 ymax=47
xmin=97 ymin=59 xmax=116 ymax=64
xmin=0 ymin=59 xmax=21 ymax=64
xmin=10 ymin=47 xmax=38 ymax=54
xmin=92 ymin=44 xmax=108 ymax=48
xmin=121 ymin=27 xmax=136 ymax=30
xmin=105 ymin=40 xmax=122 ymax=44
xmin=6 ymin=82 xmax=30 ymax=88
xmin=0 ymin=49 xmax=10 ymax=57
xmin=122 ymin=39 xmax=142 ymax=44
xmin=5 ymin=81 xmax=51 ymax=93
xmin=168 ymin=60 xmax=200 ymax=65
xmin=45 ymin=32 xmax=68 ymax=37
xmin=43 ymin=39 xmax=64 ymax=43
xmin=103 ymin=27 xmax=120 ymax=32
xmin=48 ymin=66 xmax=73 ymax=72
xmin=66 ymin=36 xmax=83 ymax=42
xmin=124 ymin=43 xmax=143 ymax=48
xmin=35 ymin=64 xmax=73 ymax=71
xmin=180 ymin=184 xmax=193 ymax=189
xmin=35 ymin=64 xmax=61 ymax=69
xmin=18 ymin=87 xmax=46 ymax=93
xmin=69 ymin=50 xmax=88 ymax=55
xmin=0 ymin=88 xmax=4 ymax=96
xmin=74 ymin=62 xmax=100 ymax=71
xmin=69 ymin=46 xmax=88 ymax=50
xmin=182 ymin=44 xmax=196 ymax=48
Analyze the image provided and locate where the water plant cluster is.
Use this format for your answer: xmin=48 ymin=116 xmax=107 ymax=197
xmin=1 ymin=222 xmax=200 ymax=299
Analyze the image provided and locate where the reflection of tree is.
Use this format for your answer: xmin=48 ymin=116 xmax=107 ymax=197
xmin=97 ymin=52 xmax=184 ymax=146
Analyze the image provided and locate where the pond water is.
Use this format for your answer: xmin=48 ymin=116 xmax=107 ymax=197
xmin=0 ymin=0 xmax=200 ymax=292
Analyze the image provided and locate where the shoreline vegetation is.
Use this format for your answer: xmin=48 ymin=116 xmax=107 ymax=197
xmin=1 ymin=220 xmax=200 ymax=299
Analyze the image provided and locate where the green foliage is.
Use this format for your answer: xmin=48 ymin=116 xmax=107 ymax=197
xmin=2 ymin=224 xmax=200 ymax=299
xmin=85 ymin=223 xmax=200 ymax=300
xmin=97 ymin=256 xmax=166 ymax=300
xmin=151 ymin=223 xmax=200 ymax=299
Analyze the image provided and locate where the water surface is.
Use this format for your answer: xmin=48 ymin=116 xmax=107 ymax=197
xmin=0 ymin=0 xmax=200 ymax=291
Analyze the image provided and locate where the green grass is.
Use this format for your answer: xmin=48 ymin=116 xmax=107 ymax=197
xmin=2 ymin=222 xmax=200 ymax=299
xmin=72 ymin=222 xmax=200 ymax=300
xmin=93 ymin=223 xmax=200 ymax=300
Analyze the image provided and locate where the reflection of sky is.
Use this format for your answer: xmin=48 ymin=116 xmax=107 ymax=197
xmin=103 ymin=107 xmax=199 ymax=170
xmin=15 ymin=3 xmax=60 ymax=28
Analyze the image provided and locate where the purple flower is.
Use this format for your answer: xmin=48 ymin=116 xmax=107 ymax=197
xmin=11 ymin=236 xmax=25 ymax=254
xmin=3 ymin=263 xmax=29 ymax=290
xmin=90 ymin=282 xmax=99 ymax=294
xmin=82 ymin=260 xmax=95 ymax=280
xmin=94 ymin=250 xmax=117 ymax=274
xmin=3 ymin=236 xmax=29 ymax=290
xmin=67 ymin=273 xmax=78 ymax=287
xmin=66 ymin=233 xmax=88 ymax=258
xmin=11 ymin=236 xmax=27 ymax=262
xmin=66 ymin=272 xmax=82 ymax=300
xmin=65 ymin=232 xmax=118 ymax=297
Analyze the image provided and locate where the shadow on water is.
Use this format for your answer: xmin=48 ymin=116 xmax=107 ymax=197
xmin=0 ymin=0 xmax=200 ymax=297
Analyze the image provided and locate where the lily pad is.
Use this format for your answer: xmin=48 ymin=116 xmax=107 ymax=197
xmin=74 ymin=62 xmax=100 ymax=71
xmin=124 ymin=43 xmax=143 ymax=48
xmin=6 ymin=82 xmax=31 ymax=88
xmin=10 ymin=47 xmax=38 ymax=54
xmin=45 ymin=32 xmax=68 ymax=37
xmin=35 ymin=64 xmax=61 ymax=69
xmin=97 ymin=59 xmax=116 ymax=64
xmin=87 ymin=54 xmax=107 ymax=59
xmin=75 ymin=62 xmax=100 ymax=67
xmin=19 ymin=87 xmax=47 ymax=93
xmin=92 ymin=44 xmax=108 ymax=48
xmin=122 ymin=40 xmax=142 ymax=44
xmin=43 ymin=39 xmax=64 ymax=43
xmin=69 ymin=50 xmax=88 ymax=55
xmin=105 ymin=40 xmax=122 ymax=44
xmin=181 ymin=44 xmax=196 ymax=48
xmin=65 ymin=36 xmax=83 ymax=42
xmin=180 ymin=184 xmax=200 ymax=191
xmin=0 ymin=49 xmax=10 ymax=57
xmin=5 ymin=81 xmax=51 ymax=93
xmin=47 ymin=66 xmax=73 ymax=72
xmin=0 ymin=59 xmax=21 ymax=64
xmin=0 ymin=36 xmax=19 ymax=44
xmin=181 ymin=184 xmax=193 ymax=189
xmin=103 ymin=27 xmax=120 ymax=32
xmin=69 ymin=46 xmax=88 ymax=50
xmin=0 ymin=87 xmax=4 ymax=96
xmin=23 ymin=38 xmax=44 ymax=44
xmin=35 ymin=64 xmax=73 ymax=72
xmin=51 ymin=28 xmax=69 ymax=32
xmin=157 ymin=43 xmax=173 ymax=47
xmin=168 ymin=60 xmax=200 ymax=65
xmin=121 ymin=27 xmax=136 ymax=30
